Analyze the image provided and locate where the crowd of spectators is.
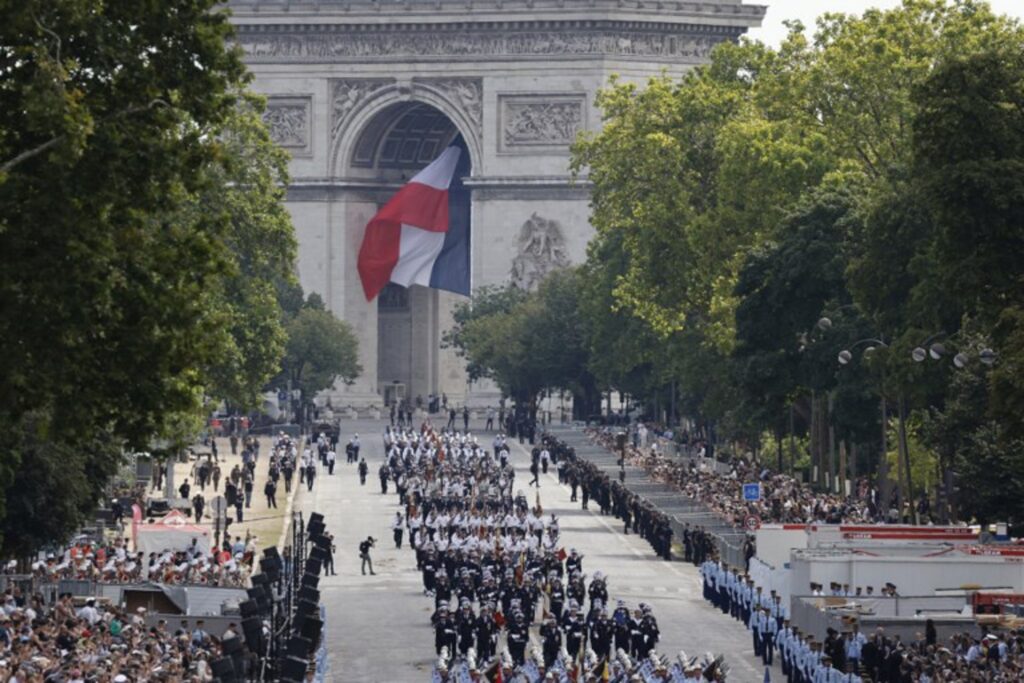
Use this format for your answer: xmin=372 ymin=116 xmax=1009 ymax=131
xmin=22 ymin=537 xmax=256 ymax=588
xmin=588 ymin=427 xmax=881 ymax=529
xmin=0 ymin=586 xmax=250 ymax=682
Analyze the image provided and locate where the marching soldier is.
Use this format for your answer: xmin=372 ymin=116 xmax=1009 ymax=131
xmin=540 ymin=614 xmax=562 ymax=667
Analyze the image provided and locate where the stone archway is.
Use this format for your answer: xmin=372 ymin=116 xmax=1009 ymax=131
xmin=343 ymin=100 xmax=472 ymax=405
xmin=331 ymin=79 xmax=483 ymax=181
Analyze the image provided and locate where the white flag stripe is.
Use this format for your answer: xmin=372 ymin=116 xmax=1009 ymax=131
xmin=390 ymin=224 xmax=446 ymax=287
xmin=409 ymin=146 xmax=461 ymax=190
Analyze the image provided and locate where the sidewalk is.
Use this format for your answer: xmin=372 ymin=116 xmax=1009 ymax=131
xmin=162 ymin=435 xmax=298 ymax=551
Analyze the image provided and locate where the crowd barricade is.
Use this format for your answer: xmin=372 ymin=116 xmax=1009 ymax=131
xmin=790 ymin=593 xmax=980 ymax=644
xmin=747 ymin=557 xmax=792 ymax=604
xmin=790 ymin=595 xmax=846 ymax=638
xmin=714 ymin=536 xmax=747 ymax=570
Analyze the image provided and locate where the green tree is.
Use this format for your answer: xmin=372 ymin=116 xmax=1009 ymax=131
xmin=0 ymin=2 xmax=300 ymax=553
xmin=443 ymin=284 xmax=528 ymax=382
xmin=280 ymin=296 xmax=362 ymax=414
xmin=456 ymin=271 xmax=596 ymax=410
xmin=910 ymin=42 xmax=1024 ymax=437
xmin=198 ymin=97 xmax=298 ymax=410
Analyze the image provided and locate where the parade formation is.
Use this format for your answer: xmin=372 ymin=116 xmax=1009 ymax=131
xmin=374 ymin=423 xmax=729 ymax=681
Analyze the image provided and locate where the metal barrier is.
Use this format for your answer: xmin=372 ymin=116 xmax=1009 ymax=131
xmin=790 ymin=594 xmax=973 ymax=641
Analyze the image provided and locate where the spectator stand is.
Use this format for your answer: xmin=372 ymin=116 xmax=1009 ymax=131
xmin=553 ymin=426 xmax=749 ymax=564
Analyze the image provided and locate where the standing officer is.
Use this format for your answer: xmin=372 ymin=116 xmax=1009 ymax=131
xmin=358 ymin=458 xmax=368 ymax=485
xmin=305 ymin=459 xmax=316 ymax=492
xmin=264 ymin=479 xmax=277 ymax=509
xmin=324 ymin=533 xmax=336 ymax=576
xmin=392 ymin=512 xmax=405 ymax=549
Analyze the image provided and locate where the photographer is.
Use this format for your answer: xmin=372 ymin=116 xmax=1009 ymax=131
xmin=358 ymin=536 xmax=377 ymax=576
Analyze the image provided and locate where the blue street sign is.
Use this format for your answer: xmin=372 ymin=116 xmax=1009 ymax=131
xmin=743 ymin=483 xmax=761 ymax=501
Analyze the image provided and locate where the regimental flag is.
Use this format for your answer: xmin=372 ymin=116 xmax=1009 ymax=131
xmin=357 ymin=145 xmax=471 ymax=301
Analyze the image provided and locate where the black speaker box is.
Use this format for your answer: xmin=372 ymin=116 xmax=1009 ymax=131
xmin=301 ymin=573 xmax=319 ymax=589
xmin=308 ymin=512 xmax=325 ymax=525
xmin=221 ymin=636 xmax=244 ymax=656
xmin=286 ymin=635 xmax=312 ymax=658
xmin=281 ymin=655 xmax=308 ymax=682
xmin=300 ymin=616 xmax=323 ymax=644
xmin=309 ymin=533 xmax=330 ymax=549
xmin=309 ymin=546 xmax=329 ymax=564
xmin=211 ymin=656 xmax=235 ymax=681
xmin=259 ymin=557 xmax=281 ymax=581
xmin=307 ymin=520 xmax=326 ymax=537
xmin=239 ymin=599 xmax=260 ymax=618
xmin=296 ymin=598 xmax=319 ymax=616
xmin=241 ymin=617 xmax=264 ymax=652
xmin=304 ymin=557 xmax=322 ymax=576
xmin=298 ymin=585 xmax=320 ymax=603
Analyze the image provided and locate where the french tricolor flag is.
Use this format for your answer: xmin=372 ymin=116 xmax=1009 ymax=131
xmin=357 ymin=146 xmax=471 ymax=301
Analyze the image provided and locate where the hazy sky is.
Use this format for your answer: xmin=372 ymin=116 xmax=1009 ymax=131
xmin=745 ymin=0 xmax=1024 ymax=47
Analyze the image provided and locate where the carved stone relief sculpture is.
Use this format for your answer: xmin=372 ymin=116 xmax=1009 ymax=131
xmin=331 ymin=79 xmax=394 ymax=142
xmin=510 ymin=213 xmax=571 ymax=290
xmin=262 ymin=98 xmax=310 ymax=150
xmin=499 ymin=94 xmax=584 ymax=152
xmin=414 ymin=77 xmax=484 ymax=149
xmin=238 ymin=26 xmax=724 ymax=63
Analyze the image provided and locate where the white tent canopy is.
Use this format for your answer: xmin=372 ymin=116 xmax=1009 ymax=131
xmin=134 ymin=510 xmax=210 ymax=555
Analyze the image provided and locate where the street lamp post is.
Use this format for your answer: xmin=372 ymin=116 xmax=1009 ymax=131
xmin=835 ymin=336 xmax=906 ymax=521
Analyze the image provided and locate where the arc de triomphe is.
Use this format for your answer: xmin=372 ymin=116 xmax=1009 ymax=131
xmin=228 ymin=0 xmax=764 ymax=408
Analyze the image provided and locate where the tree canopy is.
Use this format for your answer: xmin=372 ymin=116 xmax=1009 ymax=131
xmin=446 ymin=0 xmax=1024 ymax=524
xmin=0 ymin=1 xmax=301 ymax=553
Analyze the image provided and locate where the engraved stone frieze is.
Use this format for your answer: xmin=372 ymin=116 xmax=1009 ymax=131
xmin=499 ymin=95 xmax=584 ymax=151
xmin=331 ymin=79 xmax=394 ymax=142
xmin=416 ymin=78 xmax=483 ymax=132
xmin=262 ymin=97 xmax=311 ymax=151
xmin=237 ymin=25 xmax=723 ymax=63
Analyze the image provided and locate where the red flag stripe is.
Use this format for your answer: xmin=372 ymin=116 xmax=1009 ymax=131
xmin=356 ymin=217 xmax=402 ymax=301
xmin=373 ymin=181 xmax=450 ymax=233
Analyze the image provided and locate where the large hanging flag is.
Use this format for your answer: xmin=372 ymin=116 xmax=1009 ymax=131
xmin=357 ymin=145 xmax=471 ymax=300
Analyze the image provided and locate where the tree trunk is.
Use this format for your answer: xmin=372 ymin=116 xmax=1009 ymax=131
xmin=897 ymin=393 xmax=917 ymax=525
xmin=878 ymin=396 xmax=892 ymax=516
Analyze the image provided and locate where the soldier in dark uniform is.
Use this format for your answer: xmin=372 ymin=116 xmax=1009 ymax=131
xmin=588 ymin=572 xmax=608 ymax=612
xmin=561 ymin=602 xmax=585 ymax=660
xmin=434 ymin=571 xmax=452 ymax=608
xmin=566 ymin=548 xmax=582 ymax=576
xmin=591 ymin=608 xmax=613 ymax=660
xmin=456 ymin=601 xmax=476 ymax=656
xmin=548 ymin=574 xmax=566 ymax=621
xmin=613 ymin=600 xmax=631 ymax=654
xmin=629 ymin=608 xmax=645 ymax=658
xmin=421 ymin=550 xmax=437 ymax=596
xmin=640 ymin=606 xmax=660 ymax=657
xmin=540 ymin=615 xmax=562 ymax=667
xmin=507 ymin=611 xmax=528 ymax=666
xmin=475 ymin=604 xmax=498 ymax=662
xmin=432 ymin=605 xmax=457 ymax=656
